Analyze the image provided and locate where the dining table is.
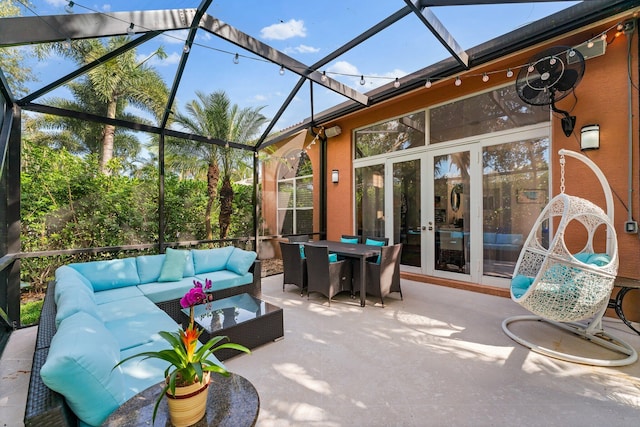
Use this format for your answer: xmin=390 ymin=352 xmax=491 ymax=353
xmin=304 ymin=240 xmax=382 ymax=307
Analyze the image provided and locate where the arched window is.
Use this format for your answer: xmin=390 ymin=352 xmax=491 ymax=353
xmin=277 ymin=150 xmax=313 ymax=235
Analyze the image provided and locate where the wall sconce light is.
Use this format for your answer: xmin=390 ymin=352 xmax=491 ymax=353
xmin=325 ymin=125 xmax=342 ymax=138
xmin=331 ymin=170 xmax=339 ymax=183
xmin=580 ymin=124 xmax=600 ymax=150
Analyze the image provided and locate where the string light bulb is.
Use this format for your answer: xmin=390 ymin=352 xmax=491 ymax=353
xmin=233 ymin=53 xmax=239 ymax=64
xmin=127 ymin=23 xmax=135 ymax=36
xmin=65 ymin=1 xmax=74 ymax=14
xmin=482 ymin=73 xmax=489 ymax=82
xmin=279 ymin=65 xmax=285 ymax=75
xmin=600 ymin=33 xmax=608 ymax=41
xmin=393 ymin=78 xmax=400 ymax=88
xmin=617 ymin=22 xmax=624 ymax=31
xmin=587 ymin=40 xmax=594 ymax=48
xmin=425 ymin=79 xmax=432 ymax=89
xmin=455 ymin=76 xmax=462 ymax=86
xmin=321 ymin=71 xmax=327 ymax=82
xmin=183 ymin=44 xmax=190 ymax=53
xmin=63 ymin=38 xmax=72 ymax=52
xmin=506 ymin=68 xmax=514 ymax=78
xmin=359 ymin=75 xmax=365 ymax=85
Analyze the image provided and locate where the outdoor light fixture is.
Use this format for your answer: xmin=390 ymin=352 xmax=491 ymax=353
xmin=321 ymin=71 xmax=328 ymax=82
xmin=183 ymin=43 xmax=190 ymax=53
xmin=455 ymin=76 xmax=462 ymax=86
xmin=324 ymin=125 xmax=342 ymax=138
xmin=394 ymin=78 xmax=400 ymax=88
xmin=65 ymin=1 xmax=74 ymax=13
xmin=580 ymin=124 xmax=600 ymax=150
xmin=506 ymin=68 xmax=514 ymax=78
xmin=279 ymin=65 xmax=285 ymax=75
xmin=127 ymin=23 xmax=135 ymax=36
xmin=233 ymin=53 xmax=239 ymax=64
xmin=332 ymin=170 xmax=339 ymax=183
xmin=425 ymin=79 xmax=432 ymax=88
xmin=360 ymin=75 xmax=365 ymax=85
xmin=482 ymin=73 xmax=489 ymax=82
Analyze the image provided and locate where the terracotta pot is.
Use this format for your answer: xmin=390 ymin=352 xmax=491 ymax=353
xmin=165 ymin=372 xmax=210 ymax=427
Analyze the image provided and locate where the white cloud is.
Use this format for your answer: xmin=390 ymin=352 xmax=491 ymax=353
xmin=102 ymin=4 xmax=111 ymax=12
xmin=161 ymin=30 xmax=189 ymax=44
xmin=254 ymin=94 xmax=267 ymax=101
xmin=284 ymin=44 xmax=320 ymax=54
xmin=136 ymin=51 xmax=181 ymax=67
xmin=260 ymin=19 xmax=306 ymax=40
xmin=45 ymin=0 xmax=68 ymax=6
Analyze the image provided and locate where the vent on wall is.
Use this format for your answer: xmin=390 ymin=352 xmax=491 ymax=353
xmin=568 ymin=38 xmax=607 ymax=64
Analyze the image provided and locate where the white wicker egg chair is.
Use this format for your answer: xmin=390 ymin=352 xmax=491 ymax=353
xmin=502 ymin=150 xmax=637 ymax=366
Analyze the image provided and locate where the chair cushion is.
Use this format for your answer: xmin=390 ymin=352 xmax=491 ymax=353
xmin=158 ymin=248 xmax=189 ymax=282
xmin=341 ymin=237 xmax=359 ymax=244
xmin=299 ymin=245 xmax=306 ymax=259
xmin=192 ymin=246 xmax=235 ymax=274
xmin=328 ymin=253 xmax=338 ymax=263
xmin=226 ymin=248 xmax=257 ymax=276
xmin=588 ymin=253 xmax=611 ymax=267
xmin=511 ymin=274 xmax=534 ymax=298
xmin=40 ymin=312 xmax=126 ymax=426
xmin=365 ymin=238 xmax=385 ymax=246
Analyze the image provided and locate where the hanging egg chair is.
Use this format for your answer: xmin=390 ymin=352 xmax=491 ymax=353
xmin=502 ymin=150 xmax=637 ymax=366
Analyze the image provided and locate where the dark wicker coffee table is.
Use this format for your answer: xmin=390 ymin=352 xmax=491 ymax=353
xmin=183 ymin=293 xmax=284 ymax=360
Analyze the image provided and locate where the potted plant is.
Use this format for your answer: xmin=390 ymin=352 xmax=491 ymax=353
xmin=115 ymin=279 xmax=250 ymax=426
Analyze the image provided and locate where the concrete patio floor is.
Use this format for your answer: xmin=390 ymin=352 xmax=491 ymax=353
xmin=2 ymin=274 xmax=640 ymax=426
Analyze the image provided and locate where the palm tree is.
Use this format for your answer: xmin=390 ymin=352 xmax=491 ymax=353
xmin=170 ymin=90 xmax=267 ymax=240
xmin=38 ymin=36 xmax=169 ymax=173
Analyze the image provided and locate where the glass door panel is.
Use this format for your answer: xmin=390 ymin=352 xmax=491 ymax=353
xmin=355 ymin=165 xmax=385 ymax=238
xmin=433 ymin=151 xmax=470 ymax=274
xmin=392 ymin=159 xmax=421 ymax=267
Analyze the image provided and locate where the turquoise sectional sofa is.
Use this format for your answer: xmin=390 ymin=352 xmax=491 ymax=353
xmin=25 ymin=246 xmax=260 ymax=427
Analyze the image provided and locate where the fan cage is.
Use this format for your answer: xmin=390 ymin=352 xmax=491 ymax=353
xmin=512 ymin=193 xmax=618 ymax=323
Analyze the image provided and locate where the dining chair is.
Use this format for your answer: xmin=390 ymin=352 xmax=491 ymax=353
xmin=340 ymin=234 xmax=361 ymax=244
xmin=305 ymin=245 xmax=352 ymax=306
xmin=288 ymin=235 xmax=309 ymax=243
xmin=365 ymin=243 xmax=403 ymax=307
xmin=279 ymin=242 xmax=307 ymax=295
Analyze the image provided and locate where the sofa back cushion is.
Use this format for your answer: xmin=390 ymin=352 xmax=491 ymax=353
xmin=192 ymin=246 xmax=235 ymax=274
xmin=56 ymin=265 xmax=94 ymax=293
xmin=69 ymin=258 xmax=140 ymax=292
xmin=55 ymin=287 xmax=101 ymax=328
xmin=40 ymin=312 xmax=125 ymax=426
xmin=226 ymin=248 xmax=258 ymax=276
xmin=54 ymin=266 xmax=96 ymax=305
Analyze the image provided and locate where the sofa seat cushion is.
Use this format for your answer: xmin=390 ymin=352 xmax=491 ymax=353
xmin=119 ymin=339 xmax=173 ymax=399
xmin=105 ymin=311 xmax=180 ymax=351
xmin=96 ymin=296 xmax=162 ymax=322
xmin=192 ymin=246 xmax=235 ymax=274
xmin=94 ymin=286 xmax=145 ymax=305
xmin=195 ymin=270 xmax=253 ymax=291
xmin=137 ymin=277 xmax=197 ymax=303
xmin=69 ymin=258 xmax=140 ymax=292
xmin=40 ymin=312 xmax=126 ymax=426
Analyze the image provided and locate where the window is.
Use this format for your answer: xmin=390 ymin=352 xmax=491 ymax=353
xmin=355 ymin=165 xmax=385 ymax=238
xmin=354 ymin=112 xmax=425 ymax=159
xmin=277 ymin=150 xmax=313 ymax=235
xmin=430 ymin=86 xmax=549 ymax=143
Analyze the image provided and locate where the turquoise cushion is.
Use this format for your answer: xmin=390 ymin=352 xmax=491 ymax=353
xmin=573 ymin=252 xmax=592 ymax=263
xmin=328 ymin=253 xmax=338 ymax=263
xmin=588 ymin=253 xmax=611 ymax=267
xmin=54 ymin=275 xmax=96 ymax=306
xmin=55 ymin=287 xmax=101 ymax=328
xmin=94 ymin=286 xmax=145 ymax=305
xmin=136 ymin=277 xmax=196 ymax=304
xmin=226 ymin=248 xmax=258 ymax=276
xmin=105 ymin=311 xmax=179 ymax=351
xmin=341 ymin=237 xmax=359 ymax=244
xmin=299 ymin=245 xmax=306 ymax=259
xmin=192 ymin=246 xmax=235 ymax=274
xmin=40 ymin=312 xmax=125 ymax=426
xmin=69 ymin=258 xmax=140 ymax=292
xmin=55 ymin=265 xmax=94 ymax=294
xmin=158 ymin=248 xmax=189 ymax=282
xmin=365 ymin=238 xmax=385 ymax=246
xmin=119 ymin=340 xmax=172 ymax=399
xmin=195 ymin=270 xmax=254 ymax=292
xmin=511 ymin=274 xmax=534 ymax=298
xmin=135 ymin=254 xmax=165 ymax=284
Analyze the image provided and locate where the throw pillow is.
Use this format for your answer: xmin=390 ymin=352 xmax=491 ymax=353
xmin=158 ymin=248 xmax=188 ymax=282
xmin=226 ymin=248 xmax=258 ymax=276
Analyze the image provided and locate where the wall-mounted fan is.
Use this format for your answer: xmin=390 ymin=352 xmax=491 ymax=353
xmin=515 ymin=46 xmax=585 ymax=137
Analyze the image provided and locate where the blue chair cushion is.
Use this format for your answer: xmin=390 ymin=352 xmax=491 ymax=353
xmin=40 ymin=312 xmax=126 ymax=426
xmin=573 ymin=252 xmax=592 ymax=263
xmin=511 ymin=274 xmax=534 ymax=298
xmin=226 ymin=248 xmax=257 ymax=276
xmin=328 ymin=253 xmax=338 ymax=263
xmin=588 ymin=253 xmax=611 ymax=267
xmin=158 ymin=248 xmax=189 ymax=282
xmin=341 ymin=237 xmax=359 ymax=244
xmin=192 ymin=246 xmax=235 ymax=274
xmin=365 ymin=238 xmax=385 ymax=246
xmin=299 ymin=245 xmax=306 ymax=259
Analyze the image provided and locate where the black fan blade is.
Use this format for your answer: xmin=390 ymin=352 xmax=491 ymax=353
xmin=522 ymin=85 xmax=542 ymax=102
xmin=554 ymin=69 xmax=579 ymax=91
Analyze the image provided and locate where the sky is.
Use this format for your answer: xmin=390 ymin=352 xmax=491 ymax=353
xmin=13 ymin=0 xmax=579 ymax=136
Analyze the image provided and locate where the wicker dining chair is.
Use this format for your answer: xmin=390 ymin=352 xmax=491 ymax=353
xmin=305 ymin=245 xmax=352 ymax=306
xmin=365 ymin=243 xmax=403 ymax=307
xmin=279 ymin=242 xmax=307 ymax=295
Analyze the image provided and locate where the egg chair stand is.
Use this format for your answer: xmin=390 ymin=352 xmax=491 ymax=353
xmin=502 ymin=149 xmax=637 ymax=367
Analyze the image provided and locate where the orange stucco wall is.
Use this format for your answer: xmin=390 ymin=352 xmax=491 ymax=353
xmin=263 ymin=17 xmax=640 ymax=318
